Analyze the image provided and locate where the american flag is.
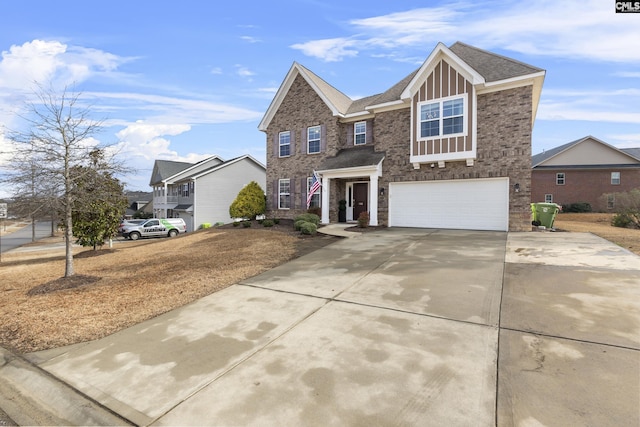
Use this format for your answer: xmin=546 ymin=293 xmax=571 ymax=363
xmin=306 ymin=171 xmax=321 ymax=208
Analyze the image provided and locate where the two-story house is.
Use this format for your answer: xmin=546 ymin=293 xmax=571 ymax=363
xmin=149 ymin=155 xmax=266 ymax=231
xmin=532 ymin=136 xmax=640 ymax=211
xmin=259 ymin=42 xmax=545 ymax=231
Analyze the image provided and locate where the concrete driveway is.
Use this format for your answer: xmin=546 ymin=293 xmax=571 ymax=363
xmin=5 ymin=228 xmax=639 ymax=426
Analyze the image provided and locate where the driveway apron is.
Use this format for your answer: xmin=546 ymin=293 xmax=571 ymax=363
xmin=27 ymin=229 xmax=639 ymax=426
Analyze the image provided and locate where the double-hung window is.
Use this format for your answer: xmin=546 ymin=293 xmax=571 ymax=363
xmin=308 ymin=126 xmax=321 ymax=154
xmin=545 ymin=194 xmax=553 ymax=203
xmin=611 ymin=172 xmax=620 ymax=185
xmin=556 ymin=173 xmax=565 ymax=185
xmin=354 ymin=121 xmax=366 ymax=145
xmin=279 ymin=131 xmax=291 ymax=157
xmin=418 ymin=95 xmax=465 ymax=139
xmin=278 ymin=179 xmax=290 ymax=209
xmin=307 ymin=176 xmax=321 ymax=208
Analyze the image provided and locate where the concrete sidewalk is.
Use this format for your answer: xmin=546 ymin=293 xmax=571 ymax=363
xmin=2 ymin=229 xmax=639 ymax=426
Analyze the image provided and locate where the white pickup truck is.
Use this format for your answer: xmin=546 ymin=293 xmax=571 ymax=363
xmin=121 ymin=218 xmax=187 ymax=240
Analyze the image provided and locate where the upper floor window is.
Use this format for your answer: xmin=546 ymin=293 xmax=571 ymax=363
xmin=182 ymin=183 xmax=190 ymax=197
xmin=556 ymin=173 xmax=565 ymax=185
xmin=279 ymin=131 xmax=291 ymax=157
xmin=308 ymin=126 xmax=321 ymax=154
xmin=611 ymin=171 xmax=620 ymax=185
xmin=278 ymin=179 xmax=291 ymax=209
xmin=545 ymin=194 xmax=553 ymax=203
xmin=418 ymin=95 xmax=466 ymax=139
xmin=354 ymin=121 xmax=366 ymax=145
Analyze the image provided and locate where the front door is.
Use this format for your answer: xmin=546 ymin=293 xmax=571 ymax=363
xmin=353 ymin=182 xmax=368 ymax=220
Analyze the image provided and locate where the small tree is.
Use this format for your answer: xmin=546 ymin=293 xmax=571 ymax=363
xmin=70 ymin=152 xmax=128 ymax=250
xmin=229 ymin=181 xmax=266 ymax=220
xmin=3 ymin=83 xmax=124 ymax=277
xmin=606 ymin=189 xmax=640 ymax=228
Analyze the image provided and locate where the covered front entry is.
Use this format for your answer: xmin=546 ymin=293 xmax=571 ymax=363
xmin=346 ymin=182 xmax=368 ymax=222
xmin=388 ymin=178 xmax=509 ymax=231
xmin=316 ymin=146 xmax=385 ymax=226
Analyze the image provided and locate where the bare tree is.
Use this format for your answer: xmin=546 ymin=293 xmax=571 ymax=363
xmin=3 ymin=84 xmax=124 ymax=277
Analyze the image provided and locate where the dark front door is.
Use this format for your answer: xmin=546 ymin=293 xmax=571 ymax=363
xmin=353 ymin=182 xmax=368 ymax=220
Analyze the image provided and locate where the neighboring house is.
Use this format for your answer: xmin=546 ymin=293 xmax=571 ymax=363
xmin=259 ymin=41 xmax=545 ymax=231
xmin=149 ymin=155 xmax=266 ymax=231
xmin=532 ymin=136 xmax=640 ymax=211
xmin=123 ymin=191 xmax=153 ymax=218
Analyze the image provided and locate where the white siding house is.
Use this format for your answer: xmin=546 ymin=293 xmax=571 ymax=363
xmin=150 ymin=155 xmax=266 ymax=231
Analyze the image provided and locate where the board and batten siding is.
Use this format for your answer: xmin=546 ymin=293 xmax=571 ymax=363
xmin=411 ymin=59 xmax=474 ymax=159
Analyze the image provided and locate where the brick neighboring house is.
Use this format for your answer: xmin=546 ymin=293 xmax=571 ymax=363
xmin=259 ymin=42 xmax=545 ymax=231
xmin=532 ymin=136 xmax=640 ymax=211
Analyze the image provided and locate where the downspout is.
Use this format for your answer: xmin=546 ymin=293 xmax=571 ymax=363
xmin=192 ymin=178 xmax=196 ymax=232
xmin=163 ymin=181 xmax=168 ymax=218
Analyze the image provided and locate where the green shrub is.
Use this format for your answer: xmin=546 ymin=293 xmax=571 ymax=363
xmin=262 ymin=219 xmax=274 ymax=227
xmin=294 ymin=213 xmax=320 ymax=226
xmin=562 ymin=202 xmax=592 ymax=213
xmin=214 ymin=222 xmax=225 ymax=227
xmin=357 ymin=211 xmax=370 ymax=228
xmin=612 ymin=212 xmax=634 ymax=228
xmin=242 ymin=220 xmax=252 ymax=228
xmin=294 ymin=219 xmax=307 ymax=231
xmin=299 ymin=222 xmax=317 ymax=235
xmin=233 ymin=221 xmax=240 ymax=227
xmin=273 ymin=218 xmax=280 ymax=224
xmin=229 ymin=181 xmax=266 ymax=220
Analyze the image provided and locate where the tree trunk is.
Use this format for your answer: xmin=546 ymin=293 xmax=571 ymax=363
xmin=64 ymin=205 xmax=74 ymax=277
xmin=31 ymin=218 xmax=36 ymax=242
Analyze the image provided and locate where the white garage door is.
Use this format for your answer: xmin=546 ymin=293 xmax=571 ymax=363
xmin=389 ymin=178 xmax=509 ymax=231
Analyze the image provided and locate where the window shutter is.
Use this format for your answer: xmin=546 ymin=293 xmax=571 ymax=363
xmin=273 ymin=180 xmax=278 ymax=209
xmin=290 ymin=178 xmax=296 ymax=209
xmin=347 ymin=124 xmax=353 ymax=146
xmin=302 ymin=129 xmax=307 ymax=153
xmin=290 ymin=130 xmax=295 ymax=156
xmin=320 ymin=124 xmax=327 ymax=152
xmin=301 ymin=177 xmax=307 ymax=206
xmin=273 ymin=134 xmax=279 ymax=157
xmin=366 ymin=120 xmax=373 ymax=144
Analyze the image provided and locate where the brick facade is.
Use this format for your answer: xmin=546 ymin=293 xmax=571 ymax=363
xmin=266 ymin=72 xmax=535 ymax=231
xmin=532 ymin=168 xmax=640 ymax=211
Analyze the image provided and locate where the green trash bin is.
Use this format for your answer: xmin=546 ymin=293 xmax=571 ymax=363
xmin=531 ymin=203 xmax=560 ymax=228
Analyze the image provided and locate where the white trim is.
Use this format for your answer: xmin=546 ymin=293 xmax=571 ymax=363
xmin=417 ymin=93 xmax=468 ymax=142
xmin=278 ymin=131 xmax=291 ymax=158
xmin=278 ymin=178 xmax=291 ymax=210
xmin=354 ymin=121 xmax=366 ymax=145
xmin=307 ymin=125 xmax=321 ymax=154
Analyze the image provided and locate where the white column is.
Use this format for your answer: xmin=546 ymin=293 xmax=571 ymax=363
xmin=321 ymin=176 xmax=330 ymax=224
xmin=369 ymin=173 xmax=378 ymax=226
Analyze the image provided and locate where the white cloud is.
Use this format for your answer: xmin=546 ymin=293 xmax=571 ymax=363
xmin=235 ymin=65 xmax=255 ymax=78
xmin=86 ymin=91 xmax=263 ymax=124
xmin=210 ymin=67 xmax=223 ymax=75
xmin=613 ymin=71 xmax=640 ymax=78
xmin=240 ymin=36 xmax=262 ymax=43
xmin=0 ymin=40 xmax=130 ymax=91
xmin=291 ymin=1 xmax=640 ymax=63
xmin=290 ymin=38 xmax=359 ymax=62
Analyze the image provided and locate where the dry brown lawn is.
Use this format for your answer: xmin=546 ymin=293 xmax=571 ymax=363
xmin=0 ymin=224 xmax=337 ymax=353
xmin=553 ymin=212 xmax=640 ymax=256
xmin=1 ymin=214 xmax=638 ymax=354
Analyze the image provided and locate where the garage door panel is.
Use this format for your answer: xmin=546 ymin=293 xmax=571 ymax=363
xmin=389 ymin=178 xmax=509 ymax=231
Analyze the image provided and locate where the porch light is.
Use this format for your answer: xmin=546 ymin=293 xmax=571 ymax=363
xmin=380 ymin=187 xmax=385 ymax=196
xmin=514 ymin=183 xmax=520 ymax=193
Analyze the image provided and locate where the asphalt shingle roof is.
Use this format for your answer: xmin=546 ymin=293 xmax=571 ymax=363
xmin=149 ymin=160 xmax=193 ymax=185
xmin=449 ymin=42 xmax=544 ymax=82
xmin=319 ymin=146 xmax=385 ymax=170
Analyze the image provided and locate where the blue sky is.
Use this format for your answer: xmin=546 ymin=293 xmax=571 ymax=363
xmin=1 ymin=0 xmax=639 ymax=193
